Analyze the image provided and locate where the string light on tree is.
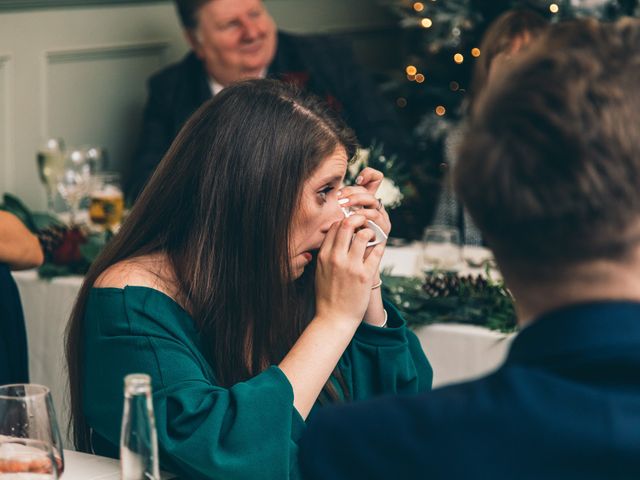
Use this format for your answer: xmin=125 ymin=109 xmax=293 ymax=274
xmin=421 ymin=18 xmax=433 ymax=28
xmin=378 ymin=0 xmax=640 ymax=239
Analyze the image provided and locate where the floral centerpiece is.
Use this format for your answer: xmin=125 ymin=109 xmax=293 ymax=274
xmin=0 ymin=194 xmax=111 ymax=278
xmin=347 ymin=143 xmax=406 ymax=209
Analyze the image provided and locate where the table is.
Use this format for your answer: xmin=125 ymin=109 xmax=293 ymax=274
xmin=64 ymin=450 xmax=120 ymax=479
xmin=64 ymin=449 xmax=174 ymax=479
xmin=12 ymin=244 xmax=514 ymax=446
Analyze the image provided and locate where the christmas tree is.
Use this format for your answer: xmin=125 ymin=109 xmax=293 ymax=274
xmin=379 ymin=0 xmax=639 ymax=240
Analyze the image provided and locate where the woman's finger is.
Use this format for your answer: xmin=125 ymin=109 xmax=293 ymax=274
xmin=337 ymin=192 xmax=380 ymax=211
xmin=355 ymin=167 xmax=383 ymax=194
xmin=348 ymin=227 xmax=376 ymax=262
xmin=332 ymin=214 xmax=368 ymax=254
xmin=353 ymin=208 xmax=391 ymax=236
xmin=363 ymin=242 xmax=385 ymax=275
xmin=318 ymin=220 xmax=341 ymax=258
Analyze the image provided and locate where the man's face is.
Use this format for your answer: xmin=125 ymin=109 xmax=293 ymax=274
xmin=189 ymin=0 xmax=277 ymax=86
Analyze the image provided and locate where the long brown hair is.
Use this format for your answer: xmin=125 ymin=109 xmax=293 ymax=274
xmin=66 ymin=79 xmax=357 ymax=450
xmin=467 ymin=9 xmax=547 ymax=111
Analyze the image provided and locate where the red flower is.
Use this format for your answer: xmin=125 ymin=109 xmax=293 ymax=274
xmin=280 ymin=71 xmax=310 ymax=89
xmin=325 ymin=94 xmax=343 ymax=113
xmin=52 ymin=226 xmax=87 ymax=266
xmin=280 ymin=72 xmax=342 ymax=112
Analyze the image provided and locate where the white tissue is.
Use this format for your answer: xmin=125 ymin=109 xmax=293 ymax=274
xmin=341 ymin=207 xmax=388 ymax=247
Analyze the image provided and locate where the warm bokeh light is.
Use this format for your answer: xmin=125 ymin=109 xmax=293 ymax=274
xmin=449 ymin=81 xmax=460 ymax=91
xmin=471 ymin=48 xmax=481 ymax=57
xmin=550 ymin=3 xmax=559 ymax=13
xmin=435 ymin=105 xmax=446 ymax=116
xmin=421 ymin=18 xmax=433 ymax=28
xmin=415 ymin=73 xmax=425 ymax=83
xmin=407 ymin=74 xmax=416 ymax=81
xmin=454 ymin=53 xmax=464 ymax=64
xmin=413 ymin=2 xmax=424 ymax=12
xmin=406 ymin=65 xmax=418 ymax=76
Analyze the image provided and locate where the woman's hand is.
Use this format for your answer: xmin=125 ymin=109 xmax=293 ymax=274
xmin=314 ymin=213 xmax=385 ymax=328
xmin=279 ymin=214 xmax=385 ymax=419
xmin=336 ymin=168 xmax=391 ymax=327
xmin=338 ymin=167 xmax=391 ymax=236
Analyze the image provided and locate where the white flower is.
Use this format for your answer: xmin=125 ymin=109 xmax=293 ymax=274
xmin=377 ymin=177 xmax=404 ymax=209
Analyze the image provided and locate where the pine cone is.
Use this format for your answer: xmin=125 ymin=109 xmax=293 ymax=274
xmin=37 ymin=224 xmax=88 ymax=265
xmin=422 ymin=272 xmax=461 ymax=298
xmin=422 ymin=273 xmax=489 ymax=298
xmin=37 ymin=225 xmax=67 ymax=261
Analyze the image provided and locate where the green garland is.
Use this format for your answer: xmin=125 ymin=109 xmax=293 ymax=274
xmin=382 ymin=270 xmax=518 ymax=333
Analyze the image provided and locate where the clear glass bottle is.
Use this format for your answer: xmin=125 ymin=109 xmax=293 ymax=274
xmin=120 ymin=374 xmax=160 ymax=480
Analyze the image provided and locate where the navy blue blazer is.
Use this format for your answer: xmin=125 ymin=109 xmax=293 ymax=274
xmin=300 ymin=302 xmax=640 ymax=479
xmin=0 ymin=264 xmax=29 ymax=384
xmin=126 ymin=31 xmax=410 ymax=201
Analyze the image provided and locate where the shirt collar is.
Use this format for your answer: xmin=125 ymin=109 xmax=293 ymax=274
xmin=506 ymin=301 xmax=640 ymax=366
xmin=208 ymin=69 xmax=268 ymax=96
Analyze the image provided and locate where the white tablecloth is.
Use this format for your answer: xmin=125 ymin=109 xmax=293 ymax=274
xmin=12 ymin=244 xmax=514 ymax=446
xmin=64 ymin=449 xmax=174 ymax=479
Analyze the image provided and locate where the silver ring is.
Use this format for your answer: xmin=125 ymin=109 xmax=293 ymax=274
xmin=376 ymin=198 xmax=383 ymax=211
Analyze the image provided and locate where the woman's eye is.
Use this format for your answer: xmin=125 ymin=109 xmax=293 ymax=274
xmin=318 ymin=186 xmax=334 ymax=203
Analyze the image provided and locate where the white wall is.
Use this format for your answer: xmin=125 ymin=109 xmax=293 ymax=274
xmin=0 ymin=0 xmax=393 ymax=209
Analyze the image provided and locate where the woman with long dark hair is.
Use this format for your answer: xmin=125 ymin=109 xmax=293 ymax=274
xmin=66 ymin=79 xmax=432 ymax=479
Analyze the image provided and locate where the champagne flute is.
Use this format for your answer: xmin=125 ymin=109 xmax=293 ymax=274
xmin=36 ymin=139 xmax=65 ymax=212
xmin=56 ymin=149 xmax=91 ymax=226
xmin=83 ymin=146 xmax=108 ymax=175
xmin=0 ymin=438 xmax=59 ymax=479
xmin=0 ymin=385 xmax=64 ymax=476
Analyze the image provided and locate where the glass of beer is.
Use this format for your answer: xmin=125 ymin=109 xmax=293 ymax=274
xmin=89 ymin=172 xmax=124 ymax=228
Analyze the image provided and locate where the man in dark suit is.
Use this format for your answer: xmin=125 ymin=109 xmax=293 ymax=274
xmin=126 ymin=0 xmax=409 ymax=200
xmin=299 ymin=19 xmax=640 ymax=480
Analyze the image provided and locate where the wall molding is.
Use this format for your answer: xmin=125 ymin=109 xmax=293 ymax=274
xmin=41 ymin=41 xmax=169 ymax=140
xmin=46 ymin=40 xmax=170 ymax=64
xmin=0 ymin=54 xmax=13 ymax=193
xmin=0 ymin=0 xmax=168 ymax=12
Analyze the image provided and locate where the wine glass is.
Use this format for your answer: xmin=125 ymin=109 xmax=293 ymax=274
xmin=0 ymin=438 xmax=59 ymax=479
xmin=56 ymin=149 xmax=91 ymax=226
xmin=0 ymin=385 xmax=64 ymax=476
xmin=83 ymin=146 xmax=108 ymax=175
xmin=418 ymin=225 xmax=463 ymax=274
xmin=36 ymin=139 xmax=65 ymax=212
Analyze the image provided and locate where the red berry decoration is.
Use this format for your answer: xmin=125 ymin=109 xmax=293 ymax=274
xmin=52 ymin=226 xmax=87 ymax=266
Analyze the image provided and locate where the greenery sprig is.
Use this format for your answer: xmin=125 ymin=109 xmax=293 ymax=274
xmin=382 ymin=269 xmax=518 ymax=333
xmin=0 ymin=193 xmax=110 ymax=278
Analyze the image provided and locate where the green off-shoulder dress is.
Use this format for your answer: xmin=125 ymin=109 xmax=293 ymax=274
xmin=82 ymin=286 xmax=432 ymax=480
